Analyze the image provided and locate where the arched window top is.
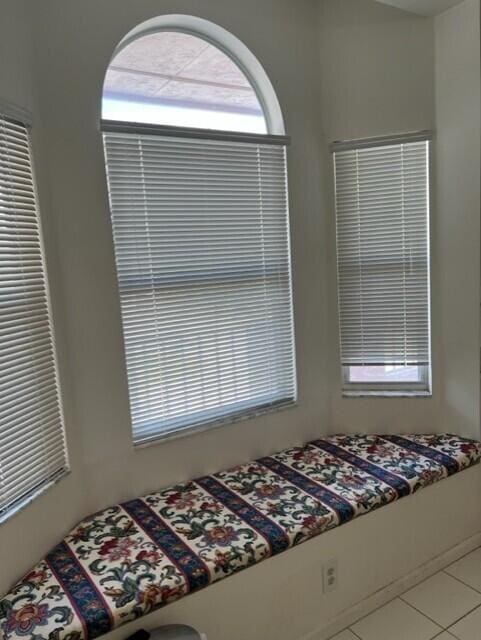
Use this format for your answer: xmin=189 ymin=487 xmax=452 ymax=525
xmin=103 ymin=29 xmax=270 ymax=134
xmin=102 ymin=15 xmax=285 ymax=136
xmin=101 ymin=19 xmax=293 ymax=446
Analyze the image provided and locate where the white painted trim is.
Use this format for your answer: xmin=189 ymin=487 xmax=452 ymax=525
xmin=302 ymin=531 xmax=481 ymax=640
xmin=105 ymin=14 xmax=285 ymax=136
xmin=101 ymin=119 xmax=289 ymax=146
xmin=330 ymin=129 xmax=434 ymax=152
xmin=342 ymin=364 xmax=431 ymax=396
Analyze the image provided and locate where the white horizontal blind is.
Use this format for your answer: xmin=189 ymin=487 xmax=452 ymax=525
xmin=103 ymin=129 xmax=296 ymax=444
xmin=0 ymin=112 xmax=67 ymax=519
xmin=333 ymin=139 xmax=430 ymax=367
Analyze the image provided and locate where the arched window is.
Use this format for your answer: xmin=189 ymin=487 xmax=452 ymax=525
xmin=102 ymin=18 xmax=296 ymax=445
xmin=102 ymin=31 xmax=267 ymax=134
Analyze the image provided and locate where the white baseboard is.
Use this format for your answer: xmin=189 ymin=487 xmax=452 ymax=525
xmin=301 ymin=531 xmax=481 ymax=640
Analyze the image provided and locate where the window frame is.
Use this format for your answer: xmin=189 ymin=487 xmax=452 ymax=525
xmin=105 ymin=15 xmax=286 ymax=136
xmin=331 ymin=131 xmax=433 ymax=398
xmin=101 ymin=23 xmax=297 ymax=446
xmin=0 ymin=100 xmax=69 ymax=524
xmin=342 ymin=364 xmax=431 ymax=397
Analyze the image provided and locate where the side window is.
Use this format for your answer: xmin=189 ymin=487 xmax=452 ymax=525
xmin=0 ymin=108 xmax=68 ymax=521
xmin=102 ymin=29 xmax=297 ymax=444
xmin=333 ymin=135 xmax=431 ymax=396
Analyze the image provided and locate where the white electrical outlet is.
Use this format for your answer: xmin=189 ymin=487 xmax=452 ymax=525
xmin=322 ymin=558 xmax=338 ymax=593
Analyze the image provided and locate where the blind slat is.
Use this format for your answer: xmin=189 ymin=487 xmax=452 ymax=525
xmin=104 ymin=130 xmax=296 ymax=443
xmin=0 ymin=113 xmax=68 ymax=518
xmin=333 ymin=140 xmax=431 ymax=368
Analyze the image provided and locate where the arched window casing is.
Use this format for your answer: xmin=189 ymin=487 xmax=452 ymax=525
xmin=102 ymin=17 xmax=296 ymax=445
xmin=103 ymin=31 xmax=267 ymax=134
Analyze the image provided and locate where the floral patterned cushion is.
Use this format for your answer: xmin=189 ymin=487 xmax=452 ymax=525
xmin=1 ymin=433 xmax=480 ymax=640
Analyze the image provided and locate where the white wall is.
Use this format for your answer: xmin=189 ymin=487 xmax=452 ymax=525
xmin=0 ymin=3 xmax=479 ymax=638
xmin=0 ymin=1 xmax=32 ymax=111
xmin=319 ymin=0 xmax=438 ymax=433
xmin=433 ymin=0 xmax=481 ymax=440
xmin=319 ymin=0 xmax=481 ymax=440
xmin=0 ymin=0 xmax=91 ymax=595
xmin=318 ymin=0 xmax=435 ymax=142
xmin=0 ymin=0 xmax=330 ymax=594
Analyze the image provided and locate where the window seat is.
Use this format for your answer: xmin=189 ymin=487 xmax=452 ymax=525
xmin=1 ymin=433 xmax=480 ymax=640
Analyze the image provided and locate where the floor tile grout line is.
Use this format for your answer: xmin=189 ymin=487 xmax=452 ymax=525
xmin=392 ymin=544 xmax=481 ymax=602
xmin=444 ymin=599 xmax=481 ymax=633
xmin=333 ymin=546 xmax=481 ymax=640
xmin=399 ymin=590 xmax=481 ymax=631
xmin=441 ymin=567 xmax=481 ymax=595
xmin=396 ymin=595 xmax=446 ymax=630
xmin=445 ymin=543 xmax=481 ymax=569
xmin=347 ymin=593 xmax=442 ymax=636
xmin=346 ymin=594 xmax=398 ymax=629
xmin=398 ymin=594 xmax=444 ymax=629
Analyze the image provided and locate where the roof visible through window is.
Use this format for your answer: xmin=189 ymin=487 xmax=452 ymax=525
xmin=103 ymin=31 xmax=267 ymax=133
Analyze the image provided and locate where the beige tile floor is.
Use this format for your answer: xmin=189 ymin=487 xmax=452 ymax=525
xmin=330 ymin=547 xmax=481 ymax=640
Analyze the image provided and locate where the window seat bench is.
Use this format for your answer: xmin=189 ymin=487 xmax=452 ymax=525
xmin=1 ymin=433 xmax=480 ymax=640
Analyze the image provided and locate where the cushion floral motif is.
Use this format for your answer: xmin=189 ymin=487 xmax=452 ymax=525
xmin=1 ymin=433 xmax=479 ymax=640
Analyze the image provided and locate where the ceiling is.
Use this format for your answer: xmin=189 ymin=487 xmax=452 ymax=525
xmin=375 ymin=0 xmax=466 ymax=16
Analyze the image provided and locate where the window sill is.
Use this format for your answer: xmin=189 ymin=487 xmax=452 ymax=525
xmin=134 ymin=399 xmax=298 ymax=449
xmin=342 ymin=390 xmax=432 ymax=399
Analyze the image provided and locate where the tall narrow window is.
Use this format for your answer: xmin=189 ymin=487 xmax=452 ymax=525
xmin=0 ymin=108 xmax=68 ymax=521
xmin=102 ymin=28 xmax=296 ymax=444
xmin=332 ymin=133 xmax=431 ymax=395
